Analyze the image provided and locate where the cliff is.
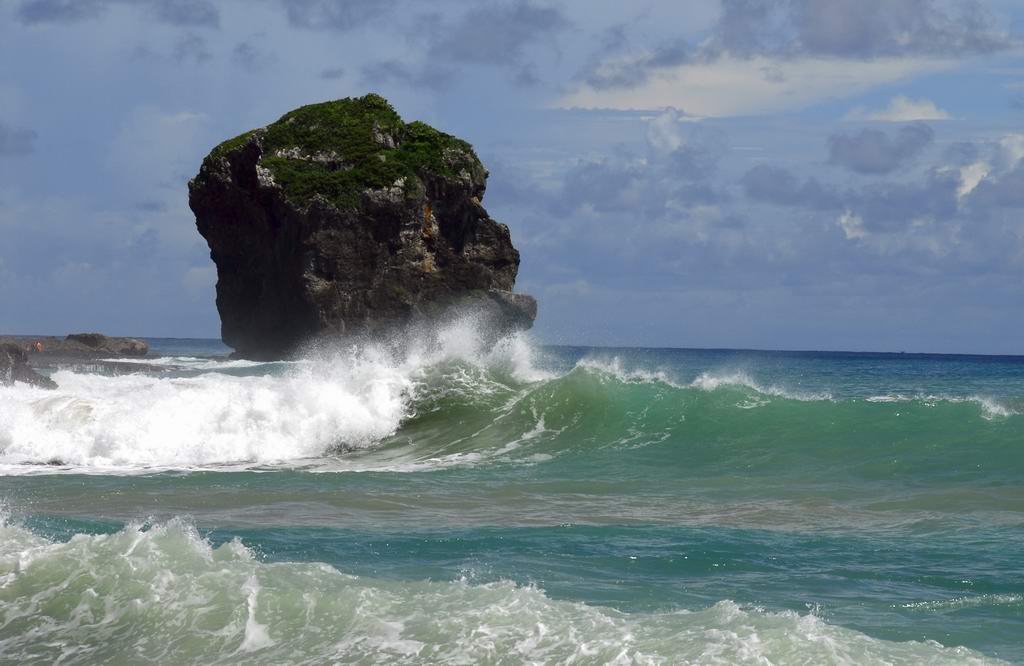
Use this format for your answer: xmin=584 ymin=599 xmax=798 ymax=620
xmin=189 ymin=94 xmax=536 ymax=359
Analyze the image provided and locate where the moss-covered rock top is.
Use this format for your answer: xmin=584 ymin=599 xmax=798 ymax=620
xmin=206 ymin=94 xmax=485 ymax=211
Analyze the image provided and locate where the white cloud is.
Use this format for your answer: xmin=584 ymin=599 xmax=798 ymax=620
xmin=957 ymin=161 xmax=990 ymax=200
xmin=558 ymin=56 xmax=954 ymax=117
xmin=998 ymin=134 xmax=1024 ymax=171
xmin=844 ymin=96 xmax=952 ymax=122
xmin=838 ymin=210 xmax=867 ymax=240
xmin=645 ymin=108 xmax=686 ymax=153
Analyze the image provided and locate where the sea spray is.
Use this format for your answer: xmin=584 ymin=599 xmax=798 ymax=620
xmin=0 ymin=516 xmax=1002 ymax=665
xmin=0 ymin=320 xmax=547 ymax=472
xmin=3 ymin=343 xmax=1024 ymax=661
xmin=0 ymin=336 xmax=1021 ymax=476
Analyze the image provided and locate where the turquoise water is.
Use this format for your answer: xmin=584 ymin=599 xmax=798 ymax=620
xmin=0 ymin=329 xmax=1021 ymax=663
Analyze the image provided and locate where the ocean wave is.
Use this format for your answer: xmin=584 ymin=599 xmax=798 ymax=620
xmin=865 ymin=394 xmax=1018 ymax=419
xmin=572 ymin=360 xmax=834 ymax=401
xmin=0 ymin=516 xmax=1001 ymax=665
xmin=0 ymin=362 xmax=410 ymax=469
xmin=0 ymin=322 xmax=548 ymax=472
xmin=899 ymin=594 xmax=1024 ymax=611
xmin=2 ymin=333 xmax=1022 ymax=475
xmin=99 ymin=356 xmax=287 ymax=371
xmin=573 ymin=357 xmax=683 ymax=387
xmin=689 ymin=370 xmax=834 ymax=401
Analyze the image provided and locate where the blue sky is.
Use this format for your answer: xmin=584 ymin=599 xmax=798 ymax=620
xmin=1 ymin=0 xmax=1023 ymax=353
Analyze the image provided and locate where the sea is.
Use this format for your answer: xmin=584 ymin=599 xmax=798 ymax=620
xmin=0 ymin=322 xmax=1021 ymax=664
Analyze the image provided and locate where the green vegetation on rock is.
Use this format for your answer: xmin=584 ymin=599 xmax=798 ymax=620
xmin=205 ymin=94 xmax=484 ymax=212
xmin=210 ymin=129 xmax=256 ymax=161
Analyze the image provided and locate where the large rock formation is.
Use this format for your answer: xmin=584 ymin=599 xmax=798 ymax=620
xmin=189 ymin=94 xmax=536 ymax=359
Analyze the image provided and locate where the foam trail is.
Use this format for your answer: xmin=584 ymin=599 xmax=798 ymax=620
xmin=690 ymin=370 xmax=833 ymax=401
xmin=0 ymin=517 xmax=1002 ymax=665
xmin=864 ymin=394 xmax=1018 ymax=419
xmin=574 ymin=357 xmax=682 ymax=386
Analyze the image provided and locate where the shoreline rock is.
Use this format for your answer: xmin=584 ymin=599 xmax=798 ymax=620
xmin=0 ymin=334 xmax=151 ymax=388
xmin=190 ymin=93 xmax=536 ymax=360
xmin=0 ymin=343 xmax=58 ymax=390
xmin=0 ymin=333 xmax=148 ymax=358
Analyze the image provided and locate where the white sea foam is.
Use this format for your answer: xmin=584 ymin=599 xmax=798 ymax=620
xmin=690 ymin=370 xmax=833 ymax=401
xmin=99 ymin=356 xmax=283 ymax=371
xmin=0 ymin=516 xmax=1002 ymax=665
xmin=971 ymin=395 xmax=1017 ymax=419
xmin=865 ymin=394 xmax=1018 ymax=419
xmin=900 ymin=594 xmax=1024 ymax=611
xmin=570 ymin=359 xmax=838 ymax=404
xmin=0 ymin=361 xmax=410 ymax=469
xmin=0 ymin=320 xmax=549 ymax=473
xmin=575 ymin=357 xmax=683 ymax=387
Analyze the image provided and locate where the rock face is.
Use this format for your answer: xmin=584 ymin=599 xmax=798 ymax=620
xmin=189 ymin=94 xmax=536 ymax=359
xmin=0 ymin=343 xmax=57 ymax=390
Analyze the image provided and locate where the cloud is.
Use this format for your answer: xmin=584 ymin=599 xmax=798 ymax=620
xmin=562 ymin=54 xmax=953 ymax=116
xmin=320 ymin=67 xmax=345 ymax=80
xmin=16 ymin=0 xmax=220 ymax=27
xmin=827 ymin=123 xmax=934 ymax=174
xmin=149 ymin=0 xmax=219 ymax=27
xmin=278 ymin=0 xmax=395 ymax=31
xmin=837 ymin=210 xmax=867 ymax=240
xmin=549 ymin=110 xmax=729 ymax=219
xmin=232 ymin=41 xmax=276 ymax=73
xmin=358 ymin=2 xmax=570 ymax=90
xmin=956 ymin=160 xmax=989 ymax=200
xmin=567 ymin=0 xmax=1013 ymax=112
xmin=711 ymin=0 xmax=1015 ymax=59
xmin=0 ymin=193 xmax=220 ymax=336
xmin=741 ymin=161 xmax=964 ymax=233
xmin=360 ymin=60 xmax=456 ymax=90
xmin=741 ymin=164 xmax=842 ymax=209
xmin=15 ymin=0 xmax=106 ymax=23
xmin=171 ymin=32 xmax=212 ymax=63
xmin=972 ymin=165 xmax=1024 ymax=208
xmin=426 ymin=1 xmax=570 ymax=67
xmin=845 ymin=96 xmax=952 ymax=122
xmin=737 ymin=130 xmax=1024 ymax=255
xmin=849 ymin=170 xmax=960 ymax=231
xmin=0 ymin=123 xmax=37 ymax=157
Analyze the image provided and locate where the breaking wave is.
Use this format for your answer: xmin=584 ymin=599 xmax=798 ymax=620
xmin=0 ymin=325 xmax=1021 ymax=475
xmin=0 ymin=515 xmax=1000 ymax=665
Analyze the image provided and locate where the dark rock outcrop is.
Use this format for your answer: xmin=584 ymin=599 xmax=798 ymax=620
xmin=189 ymin=93 xmax=536 ymax=359
xmin=61 ymin=333 xmax=148 ymax=356
xmin=0 ymin=343 xmax=57 ymax=390
xmin=0 ymin=334 xmax=148 ymax=358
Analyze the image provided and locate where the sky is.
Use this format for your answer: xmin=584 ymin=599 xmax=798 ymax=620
xmin=1 ymin=0 xmax=1024 ymax=354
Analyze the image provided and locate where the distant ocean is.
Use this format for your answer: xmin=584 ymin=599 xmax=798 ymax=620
xmin=1 ymin=324 xmax=1022 ymax=663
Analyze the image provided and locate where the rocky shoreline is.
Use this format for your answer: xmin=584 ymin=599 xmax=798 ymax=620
xmin=0 ymin=334 xmax=152 ymax=388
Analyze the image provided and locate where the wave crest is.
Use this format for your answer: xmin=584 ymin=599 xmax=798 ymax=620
xmin=0 ymin=321 xmax=546 ymax=472
xmin=0 ymin=517 xmax=1000 ymax=665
